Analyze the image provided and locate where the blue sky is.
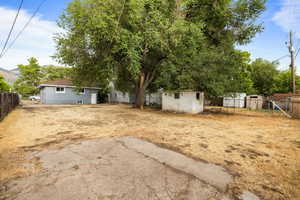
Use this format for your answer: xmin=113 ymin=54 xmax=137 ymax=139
xmin=239 ymin=0 xmax=300 ymax=74
xmin=0 ymin=0 xmax=72 ymax=21
xmin=0 ymin=0 xmax=299 ymax=75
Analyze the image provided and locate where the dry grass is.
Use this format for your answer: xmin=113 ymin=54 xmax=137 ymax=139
xmin=0 ymin=104 xmax=299 ymax=200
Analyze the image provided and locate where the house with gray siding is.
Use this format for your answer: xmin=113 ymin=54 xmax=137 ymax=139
xmin=39 ymin=80 xmax=100 ymax=105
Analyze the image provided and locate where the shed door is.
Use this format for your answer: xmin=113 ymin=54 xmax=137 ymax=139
xmin=91 ymin=93 xmax=97 ymax=104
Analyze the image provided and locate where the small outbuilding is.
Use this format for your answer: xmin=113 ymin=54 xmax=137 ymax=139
xmin=223 ymin=93 xmax=246 ymax=108
xmin=162 ymin=91 xmax=204 ymax=114
xmin=39 ymin=80 xmax=100 ymax=105
xmin=246 ymin=95 xmax=263 ymax=110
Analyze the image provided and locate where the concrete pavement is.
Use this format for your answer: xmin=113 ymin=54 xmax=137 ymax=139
xmin=3 ymin=137 xmax=259 ymax=200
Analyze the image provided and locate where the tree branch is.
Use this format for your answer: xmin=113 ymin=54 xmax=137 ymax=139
xmin=144 ymin=57 xmax=167 ymax=89
xmin=117 ymin=0 xmax=126 ymax=29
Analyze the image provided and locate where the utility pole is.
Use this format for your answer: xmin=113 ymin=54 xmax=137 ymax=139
xmin=288 ymin=31 xmax=296 ymax=94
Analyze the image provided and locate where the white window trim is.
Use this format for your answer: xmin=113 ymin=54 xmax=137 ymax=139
xmin=56 ymin=87 xmax=65 ymax=93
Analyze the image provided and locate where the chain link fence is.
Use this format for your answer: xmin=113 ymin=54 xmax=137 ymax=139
xmin=205 ymin=97 xmax=300 ymax=119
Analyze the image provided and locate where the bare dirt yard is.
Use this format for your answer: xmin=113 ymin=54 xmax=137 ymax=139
xmin=0 ymin=104 xmax=299 ymax=200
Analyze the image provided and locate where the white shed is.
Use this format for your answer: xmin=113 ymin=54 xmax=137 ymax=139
xmin=162 ymin=91 xmax=204 ymax=114
xmin=246 ymin=95 xmax=263 ymax=110
xmin=223 ymin=93 xmax=246 ymax=108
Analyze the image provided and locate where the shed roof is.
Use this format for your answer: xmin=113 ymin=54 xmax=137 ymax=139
xmin=269 ymin=93 xmax=300 ymax=101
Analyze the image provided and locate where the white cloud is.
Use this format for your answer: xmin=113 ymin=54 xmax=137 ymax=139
xmin=272 ymin=0 xmax=300 ymax=38
xmin=0 ymin=6 xmax=62 ymax=69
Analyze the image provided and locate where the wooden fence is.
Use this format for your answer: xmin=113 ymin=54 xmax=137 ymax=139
xmin=0 ymin=93 xmax=20 ymax=121
xmin=291 ymin=97 xmax=300 ymax=119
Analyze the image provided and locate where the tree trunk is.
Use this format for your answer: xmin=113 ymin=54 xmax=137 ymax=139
xmin=135 ymin=72 xmax=146 ymax=109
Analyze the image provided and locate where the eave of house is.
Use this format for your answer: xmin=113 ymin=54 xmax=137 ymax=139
xmin=38 ymin=84 xmax=101 ymax=90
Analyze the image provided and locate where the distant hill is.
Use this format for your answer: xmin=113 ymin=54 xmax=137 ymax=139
xmin=0 ymin=68 xmax=19 ymax=85
xmin=10 ymin=68 xmax=20 ymax=76
xmin=0 ymin=65 xmax=67 ymax=86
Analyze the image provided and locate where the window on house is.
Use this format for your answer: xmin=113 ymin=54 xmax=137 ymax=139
xmin=79 ymin=88 xmax=85 ymax=94
xmin=196 ymin=93 xmax=200 ymax=100
xmin=77 ymin=100 xmax=83 ymax=104
xmin=56 ymin=87 xmax=65 ymax=93
xmin=174 ymin=93 xmax=180 ymax=99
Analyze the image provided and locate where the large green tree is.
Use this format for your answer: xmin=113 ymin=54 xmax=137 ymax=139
xmin=0 ymin=75 xmax=11 ymax=93
xmin=14 ymin=58 xmax=71 ymax=96
xmin=274 ymin=70 xmax=300 ymax=94
xmin=55 ymin=0 xmax=266 ymax=108
xmin=55 ymin=0 xmax=205 ymax=108
xmin=248 ymin=58 xmax=279 ymax=96
xmin=14 ymin=57 xmax=43 ymax=96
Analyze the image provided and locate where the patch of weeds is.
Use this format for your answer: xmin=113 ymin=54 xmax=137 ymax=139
xmin=199 ymin=143 xmax=208 ymax=148
xmin=294 ymin=141 xmax=300 ymax=148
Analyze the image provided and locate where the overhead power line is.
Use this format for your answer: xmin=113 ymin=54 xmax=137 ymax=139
xmin=296 ymin=47 xmax=300 ymax=58
xmin=272 ymin=55 xmax=290 ymax=64
xmin=1 ymin=0 xmax=47 ymax=59
xmin=0 ymin=0 xmax=24 ymax=58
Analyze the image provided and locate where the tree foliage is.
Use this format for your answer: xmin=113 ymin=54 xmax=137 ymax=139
xmin=274 ymin=70 xmax=300 ymax=94
xmin=247 ymin=58 xmax=300 ymax=95
xmin=156 ymin=48 xmax=256 ymax=97
xmin=248 ymin=58 xmax=279 ymax=96
xmin=14 ymin=58 xmax=70 ymax=96
xmin=42 ymin=65 xmax=71 ymax=81
xmin=185 ymin=0 xmax=266 ymax=45
xmin=0 ymin=75 xmax=11 ymax=93
xmin=14 ymin=58 xmax=43 ymax=96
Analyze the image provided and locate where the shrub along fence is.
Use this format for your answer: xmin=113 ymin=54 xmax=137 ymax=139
xmin=0 ymin=93 xmax=20 ymax=121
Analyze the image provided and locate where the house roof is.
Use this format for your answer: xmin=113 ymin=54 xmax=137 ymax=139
xmin=39 ymin=79 xmax=101 ymax=89
xmin=163 ymin=90 xmax=203 ymax=93
xmin=42 ymin=79 xmax=73 ymax=86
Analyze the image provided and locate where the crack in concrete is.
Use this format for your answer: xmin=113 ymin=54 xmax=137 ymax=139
xmin=115 ymin=138 xmax=231 ymax=194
